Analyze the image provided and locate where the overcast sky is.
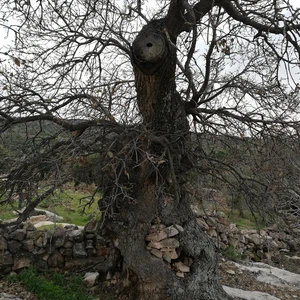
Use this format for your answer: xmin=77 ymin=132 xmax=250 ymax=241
xmin=0 ymin=1 xmax=299 ymax=68
xmin=1 ymin=0 xmax=299 ymax=40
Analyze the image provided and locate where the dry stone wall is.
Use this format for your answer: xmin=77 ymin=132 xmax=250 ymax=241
xmin=0 ymin=218 xmax=120 ymax=275
xmin=196 ymin=213 xmax=300 ymax=260
xmin=1 ymin=214 xmax=300 ymax=275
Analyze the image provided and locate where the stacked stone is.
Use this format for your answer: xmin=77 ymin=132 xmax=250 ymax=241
xmin=0 ymin=218 xmax=118 ymax=275
xmin=1 ymin=213 xmax=300 ymax=275
xmin=196 ymin=213 xmax=300 ymax=260
xmin=145 ymin=224 xmax=193 ymax=278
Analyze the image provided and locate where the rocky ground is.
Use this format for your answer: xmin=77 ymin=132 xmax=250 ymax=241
xmin=0 ymin=281 xmax=37 ymax=300
xmin=219 ymin=254 xmax=300 ymax=300
xmin=1 ymin=253 xmax=300 ymax=300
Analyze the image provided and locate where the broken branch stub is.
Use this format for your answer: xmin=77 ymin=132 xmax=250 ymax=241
xmin=132 ymin=30 xmax=167 ymax=74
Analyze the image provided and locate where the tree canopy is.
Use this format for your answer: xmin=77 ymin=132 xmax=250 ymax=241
xmin=1 ymin=0 xmax=300 ymax=299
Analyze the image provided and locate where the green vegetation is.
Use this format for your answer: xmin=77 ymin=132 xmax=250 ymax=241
xmin=39 ymin=187 xmax=101 ymax=226
xmin=7 ymin=267 xmax=94 ymax=300
xmin=221 ymin=245 xmax=242 ymax=261
xmin=227 ymin=209 xmax=265 ymax=230
xmin=0 ymin=186 xmax=101 ymax=226
xmin=0 ymin=205 xmax=17 ymax=221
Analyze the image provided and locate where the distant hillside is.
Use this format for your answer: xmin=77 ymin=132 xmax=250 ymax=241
xmin=0 ymin=121 xmax=61 ymax=173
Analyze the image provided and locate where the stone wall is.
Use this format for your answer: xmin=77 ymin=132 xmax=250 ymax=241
xmin=196 ymin=212 xmax=300 ymax=260
xmin=1 ymin=214 xmax=300 ymax=275
xmin=0 ymin=218 xmax=119 ymax=275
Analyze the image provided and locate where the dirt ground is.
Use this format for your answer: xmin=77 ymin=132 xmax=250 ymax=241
xmin=1 ymin=253 xmax=300 ymax=300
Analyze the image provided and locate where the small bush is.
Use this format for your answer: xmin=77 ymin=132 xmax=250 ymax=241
xmin=221 ymin=246 xmax=242 ymax=261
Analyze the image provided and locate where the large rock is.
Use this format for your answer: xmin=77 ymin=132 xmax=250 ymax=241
xmin=0 ymin=237 xmax=8 ymax=250
xmin=217 ymin=216 xmax=231 ymax=226
xmin=12 ymin=256 xmax=32 ymax=271
xmin=34 ymin=209 xmax=64 ymax=222
xmin=173 ymin=261 xmax=190 ymax=273
xmin=146 ymin=230 xmax=168 ymax=242
xmin=28 ymin=215 xmax=47 ymax=225
xmin=229 ymin=223 xmax=239 ymax=233
xmin=220 ymin=233 xmax=228 ymax=243
xmin=196 ymin=218 xmax=209 ymax=231
xmin=85 ymin=239 xmax=94 ymax=249
xmin=22 ymin=239 xmax=35 ymax=252
xmin=67 ymin=229 xmax=84 ymax=242
xmin=7 ymin=240 xmax=22 ymax=253
xmin=48 ymin=251 xmax=64 ymax=268
xmin=10 ymin=229 xmax=26 ymax=242
xmin=287 ymin=240 xmax=299 ymax=252
xmin=63 ymin=240 xmax=73 ymax=248
xmin=206 ymin=217 xmax=217 ymax=227
xmin=269 ymin=232 xmax=280 ymax=240
xmin=216 ymin=223 xmax=229 ymax=233
xmin=59 ymin=247 xmax=73 ymax=257
xmin=223 ymin=285 xmax=280 ymax=300
xmin=207 ymin=227 xmax=217 ymax=237
xmin=26 ymin=230 xmax=48 ymax=245
xmin=83 ymin=272 xmax=99 ymax=286
xmin=34 ymin=221 xmax=54 ymax=228
xmin=148 ymin=238 xmax=180 ymax=249
xmin=150 ymin=248 xmax=163 ymax=258
xmin=0 ymin=251 xmax=13 ymax=266
xmin=53 ymin=227 xmax=66 ymax=248
xmin=73 ymin=242 xmax=87 ymax=258
xmin=34 ymin=232 xmax=48 ymax=247
xmin=233 ymin=261 xmax=300 ymax=290
xmin=84 ymin=218 xmax=99 ymax=233
xmin=165 ymin=225 xmax=183 ymax=237
xmin=228 ymin=237 xmax=239 ymax=248
xmin=85 ymin=233 xmax=96 ymax=240
xmin=247 ymin=233 xmax=263 ymax=246
xmin=23 ymin=222 xmax=37 ymax=231
xmin=162 ymin=249 xmax=178 ymax=262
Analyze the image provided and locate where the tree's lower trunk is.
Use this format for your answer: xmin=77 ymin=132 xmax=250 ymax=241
xmin=101 ymin=143 xmax=230 ymax=299
xmin=103 ymin=174 xmax=229 ymax=300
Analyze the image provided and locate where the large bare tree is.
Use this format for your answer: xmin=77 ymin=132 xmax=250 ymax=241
xmin=1 ymin=0 xmax=300 ymax=299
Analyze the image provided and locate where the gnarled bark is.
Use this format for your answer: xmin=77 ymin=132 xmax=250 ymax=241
xmin=100 ymin=16 xmax=230 ymax=300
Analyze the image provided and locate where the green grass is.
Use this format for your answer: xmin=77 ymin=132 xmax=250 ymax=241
xmin=0 ymin=185 xmax=101 ymax=226
xmin=0 ymin=205 xmax=17 ymax=220
xmin=7 ymin=267 xmax=94 ymax=300
xmin=39 ymin=188 xmax=101 ymax=226
xmin=227 ymin=209 xmax=265 ymax=230
xmin=221 ymin=245 xmax=242 ymax=261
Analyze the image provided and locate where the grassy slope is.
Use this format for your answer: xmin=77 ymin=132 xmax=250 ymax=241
xmin=0 ymin=185 xmax=101 ymax=226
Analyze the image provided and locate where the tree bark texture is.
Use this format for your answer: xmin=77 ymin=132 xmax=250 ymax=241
xmin=101 ymin=18 xmax=231 ymax=300
xmin=132 ymin=20 xmax=189 ymax=134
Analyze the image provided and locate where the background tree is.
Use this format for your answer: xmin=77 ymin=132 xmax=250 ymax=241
xmin=1 ymin=0 xmax=300 ymax=299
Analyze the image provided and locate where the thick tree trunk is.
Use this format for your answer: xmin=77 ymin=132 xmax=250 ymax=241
xmin=132 ymin=19 xmax=188 ymax=134
xmin=101 ymin=19 xmax=231 ymax=300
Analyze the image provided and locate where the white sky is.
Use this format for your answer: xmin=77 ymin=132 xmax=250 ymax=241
xmin=0 ymin=1 xmax=299 ymax=69
xmin=1 ymin=0 xmax=299 ymax=41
